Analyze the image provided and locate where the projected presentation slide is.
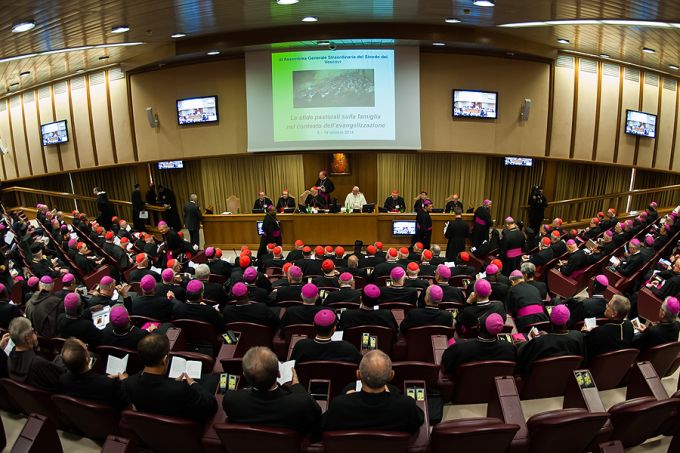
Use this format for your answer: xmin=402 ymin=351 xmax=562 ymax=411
xmin=272 ymin=49 xmax=396 ymax=142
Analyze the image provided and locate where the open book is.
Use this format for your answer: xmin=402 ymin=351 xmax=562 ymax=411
xmin=106 ymin=354 xmax=128 ymax=375
xmin=168 ymin=356 xmax=202 ymax=379
xmin=277 ymin=360 xmax=295 ymax=385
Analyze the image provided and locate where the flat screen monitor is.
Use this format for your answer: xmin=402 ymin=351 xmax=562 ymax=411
xmin=157 ymin=160 xmax=184 ymax=169
xmin=392 ymin=220 xmax=416 ymax=237
xmin=256 ymin=221 xmax=264 ymax=236
xmin=41 ymin=120 xmax=68 ymax=146
xmin=625 ymin=110 xmax=657 ymax=138
xmin=176 ymin=96 xmax=219 ymax=125
xmin=504 ymin=157 xmax=533 ymax=167
xmin=453 ymin=90 xmax=498 ymax=119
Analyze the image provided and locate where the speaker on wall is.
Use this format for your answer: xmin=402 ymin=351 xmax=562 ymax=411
xmin=520 ymin=99 xmax=531 ymax=121
xmin=146 ymin=107 xmax=159 ymax=129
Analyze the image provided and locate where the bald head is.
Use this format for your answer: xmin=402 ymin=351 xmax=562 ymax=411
xmin=242 ymin=346 xmax=280 ymax=391
xmin=359 ymin=350 xmax=393 ymax=390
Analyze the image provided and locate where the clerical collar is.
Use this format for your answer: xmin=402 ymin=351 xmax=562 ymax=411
xmin=476 ymin=336 xmax=497 ymax=342
xmin=314 ymin=337 xmax=332 ymax=344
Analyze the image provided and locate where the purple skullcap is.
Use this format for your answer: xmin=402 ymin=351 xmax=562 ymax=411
xmin=666 ymin=297 xmax=680 ymax=315
xmin=158 ymin=221 xmax=167 ymax=227
xmin=40 ymin=275 xmax=53 ymax=285
xmin=0 ymin=284 xmax=6 ymax=296
xmin=618 ymin=222 xmax=625 ymax=229
xmin=186 ymin=279 xmax=204 ymax=294
xmin=483 ymin=199 xmax=492 ymax=206
xmin=485 ymin=313 xmax=505 ymax=335
xmin=566 ymin=239 xmax=576 ymax=246
xmin=423 ymin=199 xmax=432 ymax=206
xmin=605 ymin=230 xmax=613 ymax=237
xmin=651 ymin=202 xmax=658 ymax=208
xmin=551 ymin=304 xmax=570 ymax=325
xmin=289 ymin=266 xmax=303 ymax=279
xmin=314 ymin=309 xmax=337 ymax=327
xmin=672 ymin=212 xmax=679 ymax=219
xmin=630 ymin=238 xmax=640 ymax=247
xmin=62 ymin=273 xmax=75 ymax=284
xmin=437 ymin=264 xmax=451 ymax=279
xmin=666 ymin=224 xmax=672 ymax=232
xmin=140 ymin=275 xmax=156 ymax=292
xmin=110 ymin=305 xmax=130 ymax=328
xmin=14 ymin=276 xmax=24 ymax=282
xmin=204 ymin=247 xmax=215 ymax=258
xmin=595 ymin=274 xmax=609 ymax=287
xmin=645 ymin=235 xmax=655 ymax=246
xmin=641 ymin=211 xmax=648 ymax=218
xmin=339 ymin=272 xmax=353 ymax=282
xmin=505 ymin=216 xmax=514 ymax=223
xmin=510 ymin=270 xmax=523 ymax=278
xmin=390 ymin=266 xmax=405 ymax=280
xmin=474 ymin=278 xmax=492 ymax=297
xmin=625 ymin=220 xmax=633 ymax=227
xmin=231 ymin=282 xmax=248 ymax=297
xmin=161 ymin=268 xmax=175 ymax=282
xmin=428 ymin=285 xmax=444 ymax=302
xmin=0 ymin=224 xmax=5 ymax=231
xmin=60 ymin=224 xmax=68 ymax=231
xmin=485 ymin=264 xmax=499 ymax=276
xmin=100 ymin=276 xmax=114 ymax=287
xmin=301 ymin=283 xmax=318 ymax=299
xmin=64 ymin=292 xmax=80 ymax=310
xmin=363 ymin=284 xmax=381 ymax=299
xmin=243 ymin=267 xmax=258 ymax=282
xmin=68 ymin=238 xmax=77 ymax=248
xmin=27 ymin=276 xmax=39 ymax=288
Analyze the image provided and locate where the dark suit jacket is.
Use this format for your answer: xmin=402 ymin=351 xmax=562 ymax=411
xmin=59 ymin=370 xmax=129 ymax=411
xmin=183 ymin=202 xmax=202 ymax=230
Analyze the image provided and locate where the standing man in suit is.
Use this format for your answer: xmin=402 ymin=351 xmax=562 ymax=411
xmin=258 ymin=206 xmax=282 ymax=259
xmin=131 ymin=183 xmax=145 ymax=232
xmin=93 ymin=187 xmax=115 ymax=230
xmin=445 ymin=209 xmax=469 ymax=262
xmin=315 ymin=170 xmax=335 ymax=206
xmin=472 ymin=199 xmax=493 ymax=248
xmin=183 ymin=194 xmax=202 ymax=248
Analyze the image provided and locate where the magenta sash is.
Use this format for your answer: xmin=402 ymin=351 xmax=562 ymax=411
xmin=517 ymin=304 xmax=544 ymax=317
xmin=506 ymin=248 xmax=522 ymax=258
xmin=570 ymin=268 xmax=584 ymax=280
xmin=272 ymin=230 xmax=281 ymax=238
xmin=475 ymin=217 xmax=486 ymax=226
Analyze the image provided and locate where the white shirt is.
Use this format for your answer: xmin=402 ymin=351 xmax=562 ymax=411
xmin=344 ymin=192 xmax=367 ymax=209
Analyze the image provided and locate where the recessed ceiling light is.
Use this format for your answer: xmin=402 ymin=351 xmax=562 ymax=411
xmin=545 ymin=19 xmax=600 ymax=25
xmin=11 ymin=21 xmax=35 ymax=33
xmin=207 ymin=50 xmax=220 ymax=56
xmin=301 ymin=16 xmax=318 ymax=22
xmin=98 ymin=55 xmax=110 ymax=60
xmin=642 ymin=47 xmax=656 ymax=53
xmin=19 ymin=71 xmax=30 ymax=76
xmin=170 ymin=33 xmax=186 ymax=38
xmin=473 ymin=0 xmax=495 ymax=6
xmin=111 ymin=25 xmax=130 ymax=34
xmin=445 ymin=18 xmax=461 ymax=24
xmin=432 ymin=42 xmax=446 ymax=46
xmin=317 ymin=40 xmax=330 ymax=46
xmin=670 ymin=65 xmax=679 ymax=70
xmin=76 ymin=69 xmax=85 ymax=74
xmin=601 ymin=20 xmax=670 ymax=27
xmin=276 ymin=0 xmax=299 ymax=4
xmin=557 ymin=38 xmax=570 ymax=44
xmin=599 ymin=53 xmax=610 ymax=58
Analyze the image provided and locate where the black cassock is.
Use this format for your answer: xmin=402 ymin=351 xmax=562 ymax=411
xmin=383 ymin=196 xmax=406 ymax=212
xmin=445 ymin=200 xmax=464 ymax=214
xmin=500 ymin=227 xmax=525 ymax=275
xmin=444 ymin=218 xmax=469 ymax=262
xmin=252 ymin=197 xmax=273 ymax=212
xmin=314 ymin=177 xmax=335 ymax=204
xmin=472 ymin=206 xmax=492 ymax=248
xmin=413 ymin=210 xmax=432 ymax=249
xmin=276 ymin=197 xmax=296 ymax=211
xmin=158 ymin=188 xmax=182 ymax=230
xmin=516 ymin=331 xmax=584 ymax=377
xmin=258 ymin=213 xmax=281 ymax=258
xmin=304 ymin=194 xmax=327 ymax=210
xmin=96 ymin=192 xmax=115 ymax=230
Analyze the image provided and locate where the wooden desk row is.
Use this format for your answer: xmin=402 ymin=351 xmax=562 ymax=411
xmin=202 ymin=212 xmax=477 ymax=250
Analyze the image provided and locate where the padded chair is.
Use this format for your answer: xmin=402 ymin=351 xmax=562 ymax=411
xmin=377 ymin=302 xmax=415 ymax=313
xmin=121 ymin=410 xmax=205 ymax=452
xmin=516 ymin=320 xmax=551 ymax=334
xmin=392 ymin=362 xmax=440 ymax=391
xmin=353 ymin=275 xmax=367 ymax=289
xmin=35 ymin=335 xmax=56 ymax=360
xmin=519 ymin=355 xmax=584 ymax=400
xmin=608 ymin=396 xmax=680 ymax=448
xmin=404 ymin=326 xmax=455 ymax=362
xmin=430 ymin=417 xmax=519 ymax=453
xmin=172 ymin=318 xmax=221 ymax=353
xmin=294 ymin=361 xmax=357 ymax=401
xmin=51 ymin=395 xmax=121 ymax=441
xmin=344 ymin=325 xmax=395 ymax=356
xmin=322 ymin=431 xmax=410 ymax=453
xmin=10 ymin=413 xmax=62 ymax=453
xmin=637 ymin=287 xmax=663 ymax=322
xmin=526 ymin=408 xmax=610 ymax=453
xmin=213 ymin=423 xmax=301 ymax=453
xmin=208 ymin=274 xmax=227 ymax=285
xmin=325 ymin=301 xmax=360 ymax=310
xmin=129 ymin=315 xmax=160 ymax=328
xmin=449 ymin=275 xmax=474 ymax=288
xmin=225 ymin=322 xmax=275 ymax=357
xmin=84 ymin=265 xmax=112 ymax=290
xmin=588 ymin=349 xmax=639 ymax=390
xmin=276 ymin=300 xmax=303 ymax=308
xmin=94 ymin=345 xmax=143 ymax=375
xmin=101 ymin=435 xmax=137 ymax=453
xmin=638 ymin=341 xmax=680 ymax=377
xmin=449 ymin=360 xmax=517 ymax=404
xmin=0 ymin=379 xmax=70 ymax=431
xmin=547 ymin=268 xmax=583 ymax=299
xmin=225 ymin=195 xmax=241 ymax=214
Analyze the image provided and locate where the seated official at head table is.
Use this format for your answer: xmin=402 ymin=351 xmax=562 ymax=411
xmin=344 ymin=186 xmax=367 ymax=210
xmin=253 ymin=191 xmax=273 ymax=212
xmin=276 ymin=189 xmax=296 ymax=211
xmin=300 ymin=187 xmax=328 ymax=210
xmin=383 ymin=189 xmax=406 ymax=212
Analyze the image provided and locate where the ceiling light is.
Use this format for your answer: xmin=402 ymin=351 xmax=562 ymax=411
xmin=601 ymin=20 xmax=670 ymax=27
xmin=557 ymin=38 xmax=570 ymax=44
xmin=171 ymin=33 xmax=186 ymax=38
xmin=545 ymin=19 xmax=601 ymax=25
xmin=445 ymin=18 xmax=461 ymax=24
xmin=473 ymin=0 xmax=495 ymax=6
xmin=317 ymin=40 xmax=330 ymax=46
xmin=670 ymin=65 xmax=679 ymax=70
xmin=95 ymin=42 xmax=143 ymax=48
xmin=75 ymin=69 xmax=85 ymax=74
xmin=98 ymin=55 xmax=110 ymax=60
xmin=599 ymin=54 xmax=610 ymax=58
xmin=276 ymin=0 xmax=299 ymax=4
xmin=301 ymin=16 xmax=318 ymax=22
xmin=11 ymin=21 xmax=35 ymax=33
xmin=111 ymin=25 xmax=130 ymax=34
xmin=432 ymin=42 xmax=446 ymax=46
xmin=499 ymin=22 xmax=547 ymax=28
xmin=207 ymin=50 xmax=220 ymax=56
xmin=642 ymin=47 xmax=656 ymax=53
xmin=19 ymin=71 xmax=30 ymax=76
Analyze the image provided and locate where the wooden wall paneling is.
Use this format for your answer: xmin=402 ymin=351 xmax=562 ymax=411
xmin=8 ymin=96 xmax=31 ymax=177
xmin=54 ymin=81 xmax=78 ymax=170
xmin=573 ymin=58 xmax=599 ymax=160
xmin=87 ymin=72 xmax=115 ymax=166
xmin=21 ymin=91 xmax=47 ymax=175
xmin=671 ymin=83 xmax=680 ymax=172
xmin=595 ymin=63 xmax=621 ymax=163
xmin=636 ymin=73 xmax=659 ymax=168
xmin=69 ymin=77 xmax=95 ymax=169
xmin=0 ymin=99 xmax=14 ymax=180
xmin=109 ymin=69 xmax=135 ymax=164
xmin=616 ymin=68 xmax=641 ymax=165
xmin=39 ymin=86 xmax=61 ymax=173
xmin=104 ymin=71 xmax=118 ymax=164
xmin=654 ymin=78 xmax=676 ymax=170
xmin=549 ymin=56 xmax=576 ymax=158
xmin=545 ymin=61 xmax=555 ymax=156
xmin=591 ymin=61 xmax=603 ymax=161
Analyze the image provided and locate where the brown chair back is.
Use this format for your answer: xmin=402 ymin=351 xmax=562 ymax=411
xmin=11 ymin=413 xmax=63 ymax=453
xmin=213 ymin=423 xmax=301 ymax=453
xmin=404 ymin=326 xmax=455 ymax=362
xmin=343 ymin=325 xmax=395 ymax=356
xmin=121 ymin=409 xmax=204 ymax=452
xmin=294 ymin=361 xmax=357 ymax=402
xmin=172 ymin=318 xmax=221 ymax=352
xmin=430 ymin=417 xmax=519 ymax=453
xmin=392 ymin=362 xmax=440 ymax=391
xmin=51 ymin=394 xmax=121 ymax=441
xmin=589 ymin=348 xmax=639 ymax=390
xmin=608 ymin=396 xmax=680 ymax=448
xmin=638 ymin=341 xmax=680 ymax=377
xmin=0 ymin=379 xmax=69 ymax=431
xmin=520 ymin=355 xmax=584 ymax=400
xmin=450 ymin=360 xmax=517 ymax=404
xmin=225 ymin=322 xmax=275 ymax=357
xmin=526 ymin=408 xmax=610 ymax=453
xmin=322 ymin=431 xmax=410 ymax=453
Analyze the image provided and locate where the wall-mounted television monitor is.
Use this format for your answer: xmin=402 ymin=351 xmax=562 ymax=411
xmin=176 ymin=96 xmax=218 ymax=125
xmin=157 ymin=160 xmax=184 ymax=170
xmin=625 ymin=110 xmax=657 ymax=138
xmin=392 ymin=220 xmax=416 ymax=237
xmin=452 ymin=90 xmax=498 ymax=119
xmin=41 ymin=120 xmax=68 ymax=146
xmin=504 ymin=157 xmax=533 ymax=167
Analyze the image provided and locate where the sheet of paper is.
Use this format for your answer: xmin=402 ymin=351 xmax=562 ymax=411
xmin=4 ymin=339 xmax=14 ymax=356
xmin=106 ymin=354 xmax=128 ymax=375
xmin=113 ymin=236 xmax=121 ymax=246
xmin=168 ymin=356 xmax=187 ymax=379
xmin=277 ymin=360 xmax=296 ymax=385
xmin=584 ymin=317 xmax=597 ymax=330
xmin=355 ymin=380 xmax=362 ymax=392
xmin=70 ymin=232 xmax=79 ymax=240
xmin=150 ymin=266 xmax=162 ymax=275
xmin=331 ymin=331 xmax=344 ymax=341
xmin=3 ymin=231 xmax=15 ymax=246
xmin=92 ymin=305 xmax=111 ymax=330
xmin=188 ymin=261 xmax=199 ymax=270
xmin=444 ymin=262 xmax=456 ymax=268
xmin=609 ymin=257 xmax=620 ymax=267
xmin=111 ymin=290 xmax=119 ymax=301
